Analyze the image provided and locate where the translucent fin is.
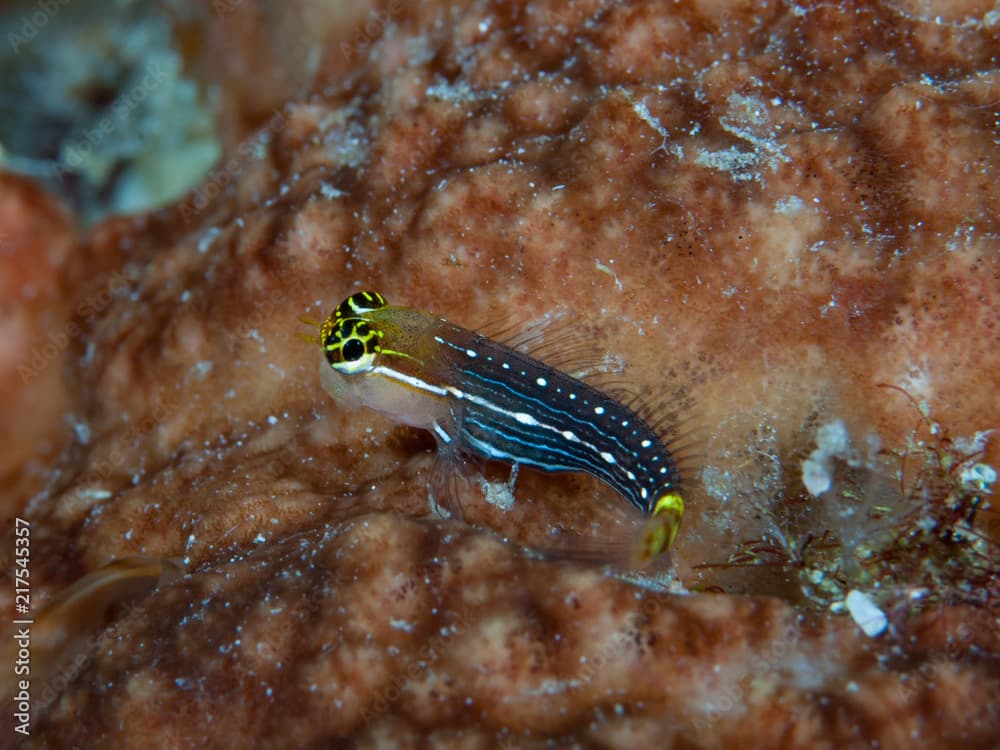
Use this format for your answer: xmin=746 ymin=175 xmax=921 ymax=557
xmin=429 ymin=447 xmax=463 ymax=520
xmin=427 ymin=409 xmax=486 ymax=522
xmin=1 ymin=557 xmax=184 ymax=703
xmin=523 ymin=486 xmax=680 ymax=575
xmin=540 ymin=521 xmax=677 ymax=576
xmin=482 ymin=311 xmax=624 ymax=381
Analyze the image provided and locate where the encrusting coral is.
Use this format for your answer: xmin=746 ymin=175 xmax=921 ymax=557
xmin=2 ymin=1 xmax=998 ymax=747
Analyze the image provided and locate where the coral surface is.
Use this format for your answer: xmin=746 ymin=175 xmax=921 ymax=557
xmin=2 ymin=0 xmax=999 ymax=747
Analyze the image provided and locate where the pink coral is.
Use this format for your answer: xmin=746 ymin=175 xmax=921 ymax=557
xmin=2 ymin=0 xmax=998 ymax=747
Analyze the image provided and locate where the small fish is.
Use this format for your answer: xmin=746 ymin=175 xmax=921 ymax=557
xmin=311 ymin=291 xmax=687 ymax=566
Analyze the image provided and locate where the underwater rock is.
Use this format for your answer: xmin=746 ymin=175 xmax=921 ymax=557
xmin=2 ymin=0 xmax=998 ymax=747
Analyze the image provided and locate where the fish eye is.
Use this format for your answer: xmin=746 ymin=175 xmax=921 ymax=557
xmin=342 ymin=338 xmax=365 ymax=361
xmin=323 ymin=318 xmax=381 ymax=374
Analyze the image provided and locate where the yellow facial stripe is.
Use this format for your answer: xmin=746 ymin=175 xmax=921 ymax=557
xmin=320 ymin=316 xmax=384 ymax=373
xmin=334 ymin=291 xmax=388 ymax=320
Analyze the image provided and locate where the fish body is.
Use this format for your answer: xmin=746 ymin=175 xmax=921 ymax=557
xmin=317 ymin=291 xmax=685 ymax=561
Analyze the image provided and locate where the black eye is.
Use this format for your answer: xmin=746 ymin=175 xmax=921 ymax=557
xmin=342 ymin=338 xmax=365 ymax=361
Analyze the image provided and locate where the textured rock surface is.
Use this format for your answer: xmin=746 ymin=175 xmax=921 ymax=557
xmin=2 ymin=0 xmax=999 ymax=747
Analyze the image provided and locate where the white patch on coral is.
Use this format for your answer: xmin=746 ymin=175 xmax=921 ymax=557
xmin=898 ymin=364 xmax=933 ymax=401
xmin=696 ymin=93 xmax=791 ymax=183
xmin=774 ymin=195 xmax=804 ymax=214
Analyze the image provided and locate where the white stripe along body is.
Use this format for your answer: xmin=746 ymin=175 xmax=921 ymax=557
xmin=316 ymin=291 xmax=685 ymax=558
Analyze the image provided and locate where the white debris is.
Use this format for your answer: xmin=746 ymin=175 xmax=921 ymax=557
xmin=775 ymin=195 xmax=804 ymax=214
xmin=802 ymin=419 xmax=849 ymax=496
xmin=802 ymin=456 xmax=833 ymax=496
xmin=197 ymin=226 xmax=221 ymax=254
xmin=845 ymin=590 xmax=887 ymax=638
xmin=479 ymin=477 xmax=516 ymax=511
xmin=961 ymin=462 xmax=996 ymax=493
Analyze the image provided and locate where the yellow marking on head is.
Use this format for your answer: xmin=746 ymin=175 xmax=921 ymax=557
xmin=335 ymin=291 xmax=388 ymax=320
xmin=322 ymin=316 xmax=384 ymax=374
xmin=318 ymin=291 xmax=423 ymax=375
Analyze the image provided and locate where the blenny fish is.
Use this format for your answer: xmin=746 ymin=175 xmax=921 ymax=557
xmin=312 ymin=291 xmax=687 ymax=566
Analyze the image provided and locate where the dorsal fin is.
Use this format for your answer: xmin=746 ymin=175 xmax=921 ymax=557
xmin=480 ymin=310 xmax=626 ymax=381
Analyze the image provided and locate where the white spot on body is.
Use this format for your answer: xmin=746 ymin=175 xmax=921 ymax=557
xmin=641 ymin=439 xmax=653 ymax=448
xmin=536 ymin=377 xmax=547 ymax=386
xmin=594 ymin=406 xmax=605 ymax=415
xmin=466 ymin=349 xmax=477 ymax=358
xmin=600 ymin=451 xmax=616 ymax=464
